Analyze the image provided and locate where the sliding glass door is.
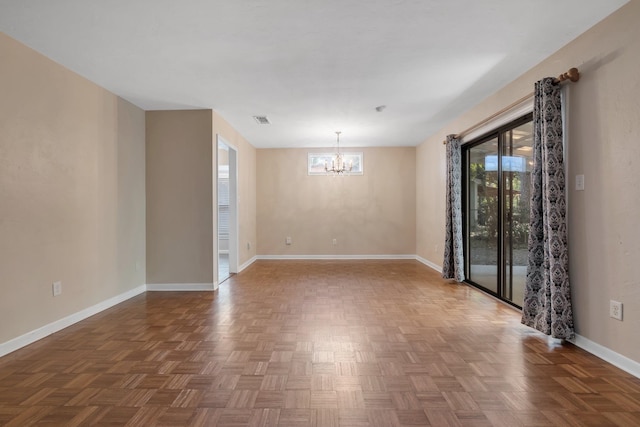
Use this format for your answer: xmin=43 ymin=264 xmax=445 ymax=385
xmin=467 ymin=137 xmax=499 ymax=293
xmin=464 ymin=116 xmax=533 ymax=307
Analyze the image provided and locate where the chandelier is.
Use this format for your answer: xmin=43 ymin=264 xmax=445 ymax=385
xmin=325 ymin=131 xmax=353 ymax=175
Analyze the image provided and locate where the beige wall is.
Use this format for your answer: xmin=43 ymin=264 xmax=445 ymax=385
xmin=257 ymin=147 xmax=416 ymax=255
xmin=0 ymin=33 xmax=146 ymax=344
xmin=146 ymin=110 xmax=213 ymax=284
xmin=417 ymin=1 xmax=640 ymax=363
xmin=146 ymin=110 xmax=257 ymax=285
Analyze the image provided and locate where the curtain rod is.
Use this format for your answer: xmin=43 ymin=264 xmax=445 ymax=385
xmin=442 ymin=67 xmax=580 ymax=144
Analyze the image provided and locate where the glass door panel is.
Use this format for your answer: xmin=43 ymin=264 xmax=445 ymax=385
xmin=502 ymin=122 xmax=533 ymax=306
xmin=467 ymin=137 xmax=499 ymax=293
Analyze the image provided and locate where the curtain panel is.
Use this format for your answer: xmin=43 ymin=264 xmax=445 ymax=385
xmin=521 ymin=78 xmax=575 ymax=340
xmin=442 ymin=135 xmax=465 ymax=282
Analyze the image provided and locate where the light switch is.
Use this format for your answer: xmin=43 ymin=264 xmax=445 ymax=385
xmin=575 ymin=174 xmax=585 ymax=191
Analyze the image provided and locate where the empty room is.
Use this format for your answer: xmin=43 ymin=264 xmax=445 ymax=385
xmin=1 ymin=1 xmax=639 ymax=426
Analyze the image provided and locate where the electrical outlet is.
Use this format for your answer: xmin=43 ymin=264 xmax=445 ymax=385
xmin=610 ymin=300 xmax=623 ymax=321
xmin=52 ymin=281 xmax=62 ymax=297
xmin=247 ymin=242 xmax=251 ymax=250
xmin=332 ymin=238 xmax=337 ymax=245
xmin=285 ymin=237 xmax=292 ymax=245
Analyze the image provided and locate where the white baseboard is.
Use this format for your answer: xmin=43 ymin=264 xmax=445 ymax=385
xmin=0 ymin=285 xmax=146 ymax=358
xmin=239 ymin=256 xmax=257 ymax=272
xmin=415 ymin=255 xmax=443 ymax=273
xmin=570 ymin=334 xmax=640 ymax=378
xmin=146 ymin=283 xmax=214 ymax=291
xmin=255 ymin=254 xmax=416 ymax=260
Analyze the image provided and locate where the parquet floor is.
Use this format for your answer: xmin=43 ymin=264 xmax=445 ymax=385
xmin=1 ymin=260 xmax=639 ymax=426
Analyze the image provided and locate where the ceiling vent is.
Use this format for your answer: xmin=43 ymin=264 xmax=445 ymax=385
xmin=253 ymin=115 xmax=271 ymax=125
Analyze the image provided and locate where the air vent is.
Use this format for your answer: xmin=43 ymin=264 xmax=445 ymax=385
xmin=253 ymin=115 xmax=271 ymax=125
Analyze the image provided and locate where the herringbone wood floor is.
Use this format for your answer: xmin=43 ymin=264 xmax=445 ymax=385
xmin=0 ymin=260 xmax=639 ymax=426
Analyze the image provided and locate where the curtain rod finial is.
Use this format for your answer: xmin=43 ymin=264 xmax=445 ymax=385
xmin=556 ymin=67 xmax=580 ymax=83
xmin=566 ymin=67 xmax=580 ymax=82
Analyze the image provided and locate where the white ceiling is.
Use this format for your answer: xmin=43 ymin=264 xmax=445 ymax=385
xmin=0 ymin=0 xmax=628 ymax=148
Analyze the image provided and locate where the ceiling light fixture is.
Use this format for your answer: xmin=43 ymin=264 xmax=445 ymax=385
xmin=325 ymin=131 xmax=352 ymax=176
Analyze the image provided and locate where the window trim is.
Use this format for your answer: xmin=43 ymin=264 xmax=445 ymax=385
xmin=461 ymin=96 xmax=533 ymax=145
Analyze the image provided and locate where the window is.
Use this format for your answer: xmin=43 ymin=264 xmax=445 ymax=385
xmin=308 ymin=152 xmax=364 ymax=175
xmin=218 ymin=165 xmax=230 ymax=241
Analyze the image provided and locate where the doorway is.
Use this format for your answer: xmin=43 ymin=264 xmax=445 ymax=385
xmin=463 ymin=115 xmax=533 ymax=307
xmin=216 ymin=136 xmax=238 ymax=288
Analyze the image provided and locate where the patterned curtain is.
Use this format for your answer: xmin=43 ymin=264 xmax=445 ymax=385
xmin=442 ymin=135 xmax=465 ymax=282
xmin=521 ymin=78 xmax=574 ymax=340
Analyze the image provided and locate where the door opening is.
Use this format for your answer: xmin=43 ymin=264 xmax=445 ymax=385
xmin=215 ymin=136 xmax=238 ymax=288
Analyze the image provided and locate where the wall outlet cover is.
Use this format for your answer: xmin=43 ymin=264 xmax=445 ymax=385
xmin=52 ymin=281 xmax=62 ymax=297
xmin=610 ymin=300 xmax=623 ymax=321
